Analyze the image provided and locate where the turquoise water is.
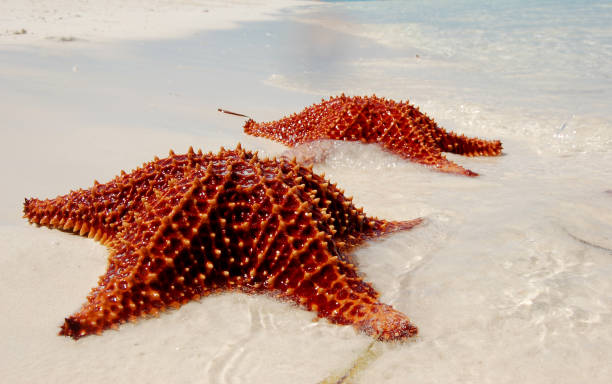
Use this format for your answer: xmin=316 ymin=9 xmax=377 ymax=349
xmin=316 ymin=0 xmax=612 ymax=117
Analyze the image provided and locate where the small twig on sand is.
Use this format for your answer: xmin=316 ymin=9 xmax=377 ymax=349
xmin=217 ymin=108 xmax=251 ymax=119
xmin=319 ymin=341 xmax=382 ymax=384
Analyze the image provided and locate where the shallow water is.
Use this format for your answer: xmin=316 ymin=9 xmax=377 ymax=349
xmin=1 ymin=1 xmax=611 ymax=383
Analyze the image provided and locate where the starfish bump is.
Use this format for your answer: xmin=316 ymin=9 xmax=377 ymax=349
xmin=23 ymin=145 xmax=421 ymax=341
xmin=243 ymin=94 xmax=503 ymax=176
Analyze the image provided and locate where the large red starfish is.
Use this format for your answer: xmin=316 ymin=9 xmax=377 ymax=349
xmin=243 ymin=95 xmax=503 ymax=176
xmin=23 ymin=145 xmax=421 ymax=341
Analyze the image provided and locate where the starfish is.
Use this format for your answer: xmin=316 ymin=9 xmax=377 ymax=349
xmin=23 ymin=145 xmax=421 ymax=341
xmin=242 ymin=94 xmax=503 ymax=176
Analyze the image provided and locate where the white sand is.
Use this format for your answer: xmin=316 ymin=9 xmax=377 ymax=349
xmin=0 ymin=0 xmax=310 ymax=48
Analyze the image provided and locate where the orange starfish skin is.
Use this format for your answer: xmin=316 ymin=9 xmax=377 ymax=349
xmin=23 ymin=145 xmax=421 ymax=341
xmin=244 ymin=95 xmax=503 ymax=176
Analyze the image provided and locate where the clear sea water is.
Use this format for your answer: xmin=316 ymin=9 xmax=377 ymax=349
xmin=1 ymin=1 xmax=611 ymax=383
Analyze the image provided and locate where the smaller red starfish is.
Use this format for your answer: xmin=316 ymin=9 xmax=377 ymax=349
xmin=243 ymin=95 xmax=503 ymax=176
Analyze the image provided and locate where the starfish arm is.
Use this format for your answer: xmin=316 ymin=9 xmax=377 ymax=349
xmin=297 ymin=262 xmax=418 ymax=341
xmin=243 ymin=96 xmax=352 ymax=147
xmin=431 ymin=126 xmax=503 ymax=157
xmin=353 ymin=302 xmax=418 ymax=341
xmin=289 ymin=162 xmax=423 ymax=251
xmin=60 ymin=176 xmax=222 ymax=339
xmin=24 ymin=188 xmax=121 ymax=244
xmin=393 ymin=100 xmax=502 ymax=158
xmin=23 ymin=147 xmax=213 ymax=243
xmin=263 ymin=226 xmax=418 ymax=341
xmin=243 ymin=113 xmax=324 ymax=147
xmin=377 ymin=127 xmax=478 ymax=176
xmin=59 ymin=238 xmax=209 ymax=340
xmin=250 ymin=199 xmax=417 ymax=340
xmin=336 ymin=218 xmax=424 ymax=254
xmin=244 ymin=119 xmax=291 ymax=145
xmin=59 ymin=244 xmax=146 ymax=339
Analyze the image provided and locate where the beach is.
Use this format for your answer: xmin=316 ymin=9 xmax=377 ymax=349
xmin=1 ymin=1 xmax=611 ymax=383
